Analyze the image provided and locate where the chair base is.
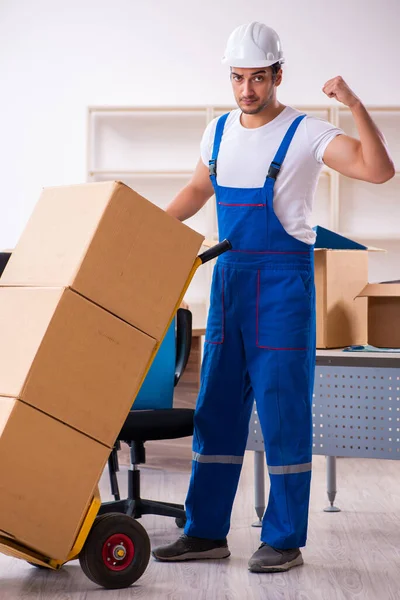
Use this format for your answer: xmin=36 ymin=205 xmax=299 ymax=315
xmin=99 ymin=497 xmax=186 ymax=520
xmin=100 ymin=463 xmax=186 ymax=523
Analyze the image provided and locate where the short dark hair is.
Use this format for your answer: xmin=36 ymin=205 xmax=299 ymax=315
xmin=271 ymin=62 xmax=282 ymax=81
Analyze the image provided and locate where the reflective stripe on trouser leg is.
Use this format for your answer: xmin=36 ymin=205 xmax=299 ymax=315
xmin=192 ymin=453 xmax=244 ymax=465
xmin=184 ymin=265 xmax=254 ymax=540
xmin=268 ymin=462 xmax=312 ymax=475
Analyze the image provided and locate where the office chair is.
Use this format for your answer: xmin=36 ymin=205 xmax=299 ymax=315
xmin=99 ymin=307 xmax=195 ymax=528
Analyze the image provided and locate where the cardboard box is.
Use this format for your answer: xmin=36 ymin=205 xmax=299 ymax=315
xmin=315 ymin=250 xmax=368 ymax=349
xmin=314 ymin=227 xmax=370 ymax=349
xmin=0 ymin=398 xmax=109 ymax=560
xmin=0 ymin=287 xmax=156 ymax=447
xmin=1 ymin=182 xmax=204 ymax=341
xmin=358 ymin=281 xmax=400 ymax=348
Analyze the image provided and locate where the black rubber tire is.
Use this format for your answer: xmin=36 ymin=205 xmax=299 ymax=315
xmin=78 ymin=513 xmax=150 ymax=589
xmin=175 ymin=516 xmax=187 ymax=529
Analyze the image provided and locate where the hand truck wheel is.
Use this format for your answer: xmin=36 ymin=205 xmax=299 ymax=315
xmin=79 ymin=513 xmax=150 ymax=589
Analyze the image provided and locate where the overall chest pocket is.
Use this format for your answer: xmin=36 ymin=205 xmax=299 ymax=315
xmin=216 ymin=185 xmax=266 ymax=208
xmin=256 ymin=269 xmax=313 ymax=351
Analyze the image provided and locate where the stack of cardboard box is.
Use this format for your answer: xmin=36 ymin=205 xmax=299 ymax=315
xmin=0 ymin=181 xmax=204 ymax=561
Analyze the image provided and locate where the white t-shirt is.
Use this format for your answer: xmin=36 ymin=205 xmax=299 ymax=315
xmin=200 ymin=107 xmax=343 ymax=245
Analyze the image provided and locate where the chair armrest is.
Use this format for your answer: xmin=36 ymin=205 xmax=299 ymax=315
xmin=175 ymin=308 xmax=192 ymax=386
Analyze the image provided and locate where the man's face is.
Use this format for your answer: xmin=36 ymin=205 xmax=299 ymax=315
xmin=230 ymin=66 xmax=281 ymax=114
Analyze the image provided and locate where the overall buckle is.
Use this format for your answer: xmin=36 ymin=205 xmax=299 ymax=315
xmin=209 ymin=159 xmax=217 ymax=177
xmin=267 ymin=161 xmax=281 ymax=180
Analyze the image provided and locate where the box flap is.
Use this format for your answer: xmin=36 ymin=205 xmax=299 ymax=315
xmin=364 ymin=245 xmax=386 ymax=253
xmin=313 ymin=226 xmax=367 ymax=250
xmin=358 ymin=282 xmax=400 ymax=298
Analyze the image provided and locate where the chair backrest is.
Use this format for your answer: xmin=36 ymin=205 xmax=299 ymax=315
xmin=132 ymin=319 xmax=176 ymax=411
xmin=0 ymin=252 xmax=11 ymax=277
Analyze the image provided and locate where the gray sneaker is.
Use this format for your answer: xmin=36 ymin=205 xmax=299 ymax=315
xmin=152 ymin=534 xmax=230 ymax=562
xmin=248 ymin=543 xmax=303 ymax=573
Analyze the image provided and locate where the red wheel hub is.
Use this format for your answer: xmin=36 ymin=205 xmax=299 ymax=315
xmin=102 ymin=533 xmax=135 ymax=571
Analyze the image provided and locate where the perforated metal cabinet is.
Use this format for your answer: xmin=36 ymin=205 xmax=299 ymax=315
xmin=246 ymin=351 xmax=400 ymax=520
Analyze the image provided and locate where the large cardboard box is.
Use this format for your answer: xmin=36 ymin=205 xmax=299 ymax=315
xmin=1 ymin=182 xmax=204 ymax=341
xmin=0 ymin=287 xmax=156 ymax=447
xmin=314 ymin=227 xmax=370 ymax=349
xmin=315 ymin=250 xmax=369 ymax=349
xmin=0 ymin=398 xmax=109 ymax=560
xmin=358 ymin=281 xmax=400 ymax=348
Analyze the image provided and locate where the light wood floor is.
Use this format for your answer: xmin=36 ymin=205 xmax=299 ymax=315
xmin=0 ymin=450 xmax=399 ymax=600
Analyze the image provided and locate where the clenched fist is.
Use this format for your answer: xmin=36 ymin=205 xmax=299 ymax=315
xmin=322 ymin=76 xmax=361 ymax=108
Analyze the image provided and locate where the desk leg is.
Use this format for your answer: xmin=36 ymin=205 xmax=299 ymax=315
xmin=324 ymin=456 xmax=341 ymax=513
xmin=252 ymin=451 xmax=265 ymax=527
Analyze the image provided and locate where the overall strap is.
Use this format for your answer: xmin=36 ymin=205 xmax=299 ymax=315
xmin=267 ymin=114 xmax=306 ymax=181
xmin=209 ymin=112 xmax=230 ymax=178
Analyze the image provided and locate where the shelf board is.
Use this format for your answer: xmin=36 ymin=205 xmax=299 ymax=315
xmin=88 ymin=105 xmax=400 ymax=119
xmin=340 ymin=233 xmax=400 ymax=241
xmin=89 ymin=170 xmax=193 ymax=179
xmin=88 ymin=106 xmax=207 ymax=116
xmin=89 ymin=167 xmax=339 ymax=178
xmin=211 ymin=104 xmax=341 ymax=111
xmin=323 ymin=169 xmax=400 ymax=178
xmin=339 ymin=106 xmax=400 ymax=113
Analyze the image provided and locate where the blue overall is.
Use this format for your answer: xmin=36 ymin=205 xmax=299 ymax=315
xmin=184 ymin=113 xmax=316 ymax=550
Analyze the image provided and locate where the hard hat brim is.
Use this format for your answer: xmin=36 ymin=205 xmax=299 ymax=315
xmin=221 ymin=56 xmax=284 ymax=68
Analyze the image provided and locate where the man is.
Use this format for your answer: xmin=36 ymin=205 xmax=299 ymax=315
xmin=153 ymin=22 xmax=394 ymax=572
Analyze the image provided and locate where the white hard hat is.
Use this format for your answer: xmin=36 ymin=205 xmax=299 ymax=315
xmin=222 ymin=22 xmax=285 ymax=68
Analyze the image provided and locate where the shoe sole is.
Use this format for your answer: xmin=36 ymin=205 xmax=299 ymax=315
xmin=248 ymin=554 xmax=304 ymax=573
xmin=152 ymin=547 xmax=231 ymax=562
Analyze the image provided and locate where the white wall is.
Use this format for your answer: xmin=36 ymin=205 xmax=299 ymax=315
xmin=0 ymin=0 xmax=399 ymax=248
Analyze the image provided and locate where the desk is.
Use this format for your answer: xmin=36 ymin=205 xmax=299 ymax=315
xmin=246 ymin=349 xmax=400 ymax=525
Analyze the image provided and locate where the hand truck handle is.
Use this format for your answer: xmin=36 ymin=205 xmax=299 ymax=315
xmin=198 ymin=239 xmax=232 ymax=264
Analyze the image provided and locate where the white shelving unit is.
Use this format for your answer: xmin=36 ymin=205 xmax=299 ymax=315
xmin=87 ymin=104 xmax=400 ymax=329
